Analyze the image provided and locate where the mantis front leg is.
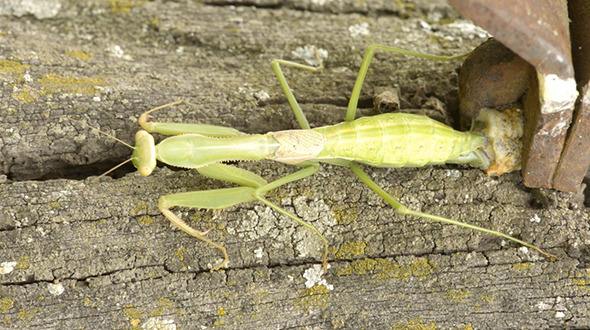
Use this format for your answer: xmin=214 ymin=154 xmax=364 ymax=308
xmin=158 ymin=163 xmax=327 ymax=271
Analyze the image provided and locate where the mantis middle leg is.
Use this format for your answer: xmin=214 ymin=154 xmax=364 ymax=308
xmin=272 ymin=44 xmax=555 ymax=259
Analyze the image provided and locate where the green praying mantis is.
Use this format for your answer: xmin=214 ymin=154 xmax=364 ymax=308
xmin=80 ymin=44 xmax=556 ymax=271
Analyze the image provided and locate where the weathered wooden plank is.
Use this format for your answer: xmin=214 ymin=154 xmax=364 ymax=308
xmin=1 ymin=1 xmax=588 ymax=328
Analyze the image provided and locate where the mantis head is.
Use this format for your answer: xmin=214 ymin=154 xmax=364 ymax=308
xmin=131 ymin=130 xmax=157 ymax=176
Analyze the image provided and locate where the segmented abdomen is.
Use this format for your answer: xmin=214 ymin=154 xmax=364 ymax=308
xmin=313 ymin=113 xmax=484 ymax=167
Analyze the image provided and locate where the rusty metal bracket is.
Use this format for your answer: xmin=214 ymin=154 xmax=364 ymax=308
xmin=449 ymin=0 xmax=589 ymax=192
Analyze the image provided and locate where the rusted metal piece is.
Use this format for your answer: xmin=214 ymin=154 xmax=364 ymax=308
xmin=448 ymin=0 xmax=573 ymax=79
xmin=450 ymin=0 xmax=580 ymax=190
xmin=458 ymin=38 xmax=533 ymax=130
xmin=552 ymin=0 xmax=590 ymax=192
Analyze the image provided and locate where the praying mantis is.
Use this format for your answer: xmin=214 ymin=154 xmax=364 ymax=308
xmin=82 ymin=44 xmax=556 ymax=271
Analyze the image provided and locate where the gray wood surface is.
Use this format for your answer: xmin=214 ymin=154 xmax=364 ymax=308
xmin=1 ymin=1 xmax=589 ymax=328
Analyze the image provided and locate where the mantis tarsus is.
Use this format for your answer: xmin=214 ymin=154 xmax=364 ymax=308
xmin=82 ymin=44 xmax=556 ymax=271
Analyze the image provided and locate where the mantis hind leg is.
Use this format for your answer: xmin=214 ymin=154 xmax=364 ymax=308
xmin=159 ymin=163 xmax=328 ymax=271
xmin=348 ymin=162 xmax=557 ymax=259
xmin=270 ymin=44 xmax=468 ymax=125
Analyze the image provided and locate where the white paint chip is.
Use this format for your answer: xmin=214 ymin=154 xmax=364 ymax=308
xmin=0 ymin=261 xmax=17 ymax=275
xmin=254 ymin=246 xmax=264 ymax=259
xmin=530 ymin=214 xmax=541 ymax=223
xmin=303 ymin=265 xmax=333 ymax=290
xmin=143 ymin=317 xmax=177 ymax=330
xmin=538 ymin=73 xmax=578 ymax=114
xmin=48 ymin=282 xmax=65 ymax=296
xmin=291 ymin=45 xmax=328 ymax=66
xmin=555 ymin=311 xmax=565 ymax=318
xmin=348 ymin=22 xmax=370 ymax=38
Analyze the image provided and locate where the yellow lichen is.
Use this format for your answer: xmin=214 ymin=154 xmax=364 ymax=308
xmin=136 ymin=215 xmax=154 ymax=225
xmin=512 ymin=263 xmax=533 ymax=271
xmin=392 ymin=318 xmax=436 ymax=330
xmin=328 ymin=202 xmax=358 ymax=225
xmin=445 ymin=289 xmax=471 ymax=303
xmin=150 ymin=297 xmax=173 ymax=317
xmin=16 ymin=256 xmax=30 ymax=269
xmin=571 ymin=270 xmax=590 ymax=291
xmin=0 ymin=60 xmax=29 ymax=75
xmin=124 ymin=307 xmax=142 ymax=319
xmin=336 ymin=257 xmax=435 ymax=282
xmin=174 ymin=247 xmax=186 ymax=262
xmin=294 ymin=285 xmax=330 ymax=313
xmin=65 ymin=50 xmax=94 ymax=61
xmin=217 ymin=307 xmax=227 ymax=316
xmin=37 ymin=73 xmax=106 ymax=96
xmin=108 ymin=0 xmax=146 ymax=13
xmin=12 ymin=88 xmax=36 ymax=103
xmin=0 ymin=298 xmax=14 ymax=314
xmin=333 ymin=241 xmax=367 ymax=259
xmin=17 ymin=308 xmax=40 ymax=320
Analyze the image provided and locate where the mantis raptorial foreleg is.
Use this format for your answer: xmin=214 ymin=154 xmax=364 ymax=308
xmin=156 ymin=163 xmax=325 ymax=270
xmin=138 ymin=100 xmax=329 ymax=270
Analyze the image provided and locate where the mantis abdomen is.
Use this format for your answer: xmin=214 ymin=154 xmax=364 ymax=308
xmin=314 ymin=113 xmax=484 ymax=167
